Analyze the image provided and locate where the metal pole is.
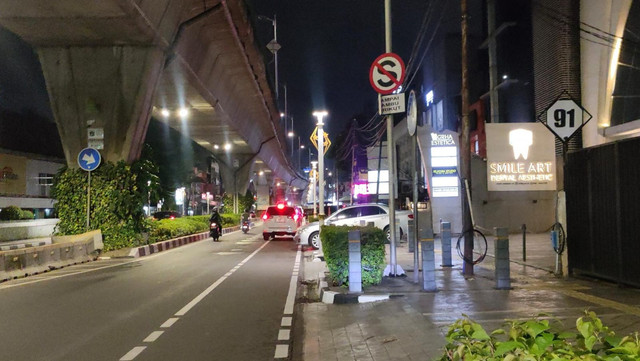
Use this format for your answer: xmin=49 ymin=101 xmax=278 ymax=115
xmin=487 ymin=0 xmax=500 ymax=124
xmin=318 ymin=122 xmax=325 ymax=225
xmin=350 ymin=147 xmax=354 ymax=205
xmin=412 ymin=134 xmax=419 ymax=283
xmin=291 ymin=116 xmax=294 ymax=158
xmin=384 ymin=0 xmax=398 ymax=276
xmin=460 ymin=0 xmax=474 ymax=277
xmin=522 ymin=223 xmax=527 ymax=262
xmin=274 ymin=14 xmax=279 ymax=100
xmin=86 ymin=171 xmax=91 ymax=231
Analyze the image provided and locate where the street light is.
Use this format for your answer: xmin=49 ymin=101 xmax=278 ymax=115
xmin=313 ymin=110 xmax=328 ymax=224
xmin=258 ymin=14 xmax=280 ymax=99
xmin=310 ymin=161 xmax=318 ymax=216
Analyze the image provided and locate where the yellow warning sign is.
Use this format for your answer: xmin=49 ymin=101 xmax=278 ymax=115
xmin=309 ymin=127 xmax=331 ymax=155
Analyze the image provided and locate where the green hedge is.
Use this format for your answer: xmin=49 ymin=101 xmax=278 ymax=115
xmin=321 ymin=225 xmax=386 ymax=287
xmin=437 ymin=311 xmax=640 ymax=360
xmin=0 ymin=206 xmax=35 ymax=220
xmin=148 ymin=213 xmax=240 ymax=243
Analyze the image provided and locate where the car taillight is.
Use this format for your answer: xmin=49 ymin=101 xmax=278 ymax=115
xmin=408 ymin=214 xmax=414 ymax=219
xmin=293 ymin=214 xmax=299 ymax=222
xmin=262 ymin=213 xmax=269 ymax=220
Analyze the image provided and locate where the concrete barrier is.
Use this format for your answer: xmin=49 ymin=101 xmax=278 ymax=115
xmin=0 ymin=230 xmax=103 ymax=281
xmin=0 ymin=219 xmax=59 ymax=241
xmin=128 ymin=232 xmax=209 ymax=258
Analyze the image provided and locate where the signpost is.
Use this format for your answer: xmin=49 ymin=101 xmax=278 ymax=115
xmin=369 ymin=52 xmax=405 ymax=94
xmin=538 ymin=91 xmax=592 ymax=276
xmin=369 ymin=48 xmax=406 ymax=276
xmin=78 ymin=148 xmax=101 ymax=230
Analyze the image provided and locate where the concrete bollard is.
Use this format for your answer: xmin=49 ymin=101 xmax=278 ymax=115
xmin=441 ymin=222 xmax=453 ymax=267
xmin=420 ymin=228 xmax=436 ymax=292
xmin=348 ymin=230 xmax=362 ymax=293
xmin=494 ymin=227 xmax=511 ymax=289
xmin=408 ymin=219 xmax=415 ymax=253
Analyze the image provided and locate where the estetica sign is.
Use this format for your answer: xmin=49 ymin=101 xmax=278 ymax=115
xmin=486 ymin=123 xmax=556 ymax=191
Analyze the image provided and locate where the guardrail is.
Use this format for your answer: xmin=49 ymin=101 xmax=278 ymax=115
xmin=0 ymin=230 xmax=103 ymax=281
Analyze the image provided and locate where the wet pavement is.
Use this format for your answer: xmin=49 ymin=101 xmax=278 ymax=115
xmin=295 ymin=232 xmax=640 ymax=360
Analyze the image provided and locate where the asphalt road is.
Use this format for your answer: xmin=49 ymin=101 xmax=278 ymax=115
xmin=0 ymin=225 xmax=301 ymax=361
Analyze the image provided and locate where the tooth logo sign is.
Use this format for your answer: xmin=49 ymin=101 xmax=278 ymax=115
xmin=509 ymin=129 xmax=533 ymax=160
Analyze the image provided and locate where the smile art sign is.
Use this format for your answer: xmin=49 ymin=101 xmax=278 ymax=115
xmin=485 ymin=123 xmax=557 ymax=191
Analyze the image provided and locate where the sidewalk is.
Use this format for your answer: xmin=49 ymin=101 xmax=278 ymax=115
xmin=296 ymin=232 xmax=640 ymax=360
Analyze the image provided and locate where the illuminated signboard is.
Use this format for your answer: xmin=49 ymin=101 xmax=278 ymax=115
xmin=486 ymin=123 xmax=556 ymax=191
xmin=430 ymin=132 xmax=459 ymax=197
xmin=353 ymin=171 xmax=389 ymax=198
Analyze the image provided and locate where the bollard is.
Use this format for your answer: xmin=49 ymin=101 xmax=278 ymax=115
xmin=348 ymin=230 xmax=362 ymax=293
xmin=494 ymin=227 xmax=511 ymax=289
xmin=408 ymin=219 xmax=415 ymax=253
xmin=521 ymin=224 xmax=527 ymax=262
xmin=420 ymin=228 xmax=436 ymax=292
xmin=440 ymin=222 xmax=453 ymax=267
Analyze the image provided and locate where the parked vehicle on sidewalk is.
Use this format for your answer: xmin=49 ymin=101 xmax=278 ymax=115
xmin=294 ymin=203 xmax=412 ymax=249
xmin=262 ymin=203 xmax=301 ymax=241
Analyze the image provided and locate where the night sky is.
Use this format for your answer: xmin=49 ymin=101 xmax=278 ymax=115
xmin=245 ymin=1 xmax=433 ymax=144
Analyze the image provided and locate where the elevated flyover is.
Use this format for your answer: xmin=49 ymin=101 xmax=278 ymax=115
xmin=0 ymin=0 xmax=307 ymax=193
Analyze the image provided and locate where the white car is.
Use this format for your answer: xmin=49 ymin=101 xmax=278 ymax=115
xmin=262 ymin=203 xmax=301 ymax=241
xmin=294 ymin=203 xmax=412 ymax=249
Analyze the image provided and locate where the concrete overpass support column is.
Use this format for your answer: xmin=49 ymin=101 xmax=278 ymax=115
xmin=38 ymin=46 xmax=165 ymax=166
xmin=218 ymin=155 xmax=256 ymax=213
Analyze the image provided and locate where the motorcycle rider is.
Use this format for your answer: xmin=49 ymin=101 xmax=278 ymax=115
xmin=241 ymin=208 xmax=251 ymax=223
xmin=209 ymin=207 xmax=223 ymax=236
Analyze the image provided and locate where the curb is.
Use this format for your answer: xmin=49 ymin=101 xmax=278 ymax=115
xmin=125 ymin=225 xmax=242 ymax=258
xmin=317 ymin=271 xmax=390 ymax=304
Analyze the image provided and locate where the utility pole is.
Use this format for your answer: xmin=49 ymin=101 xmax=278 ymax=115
xmin=460 ymin=0 xmax=474 ymax=276
xmin=384 ymin=0 xmax=399 ymax=276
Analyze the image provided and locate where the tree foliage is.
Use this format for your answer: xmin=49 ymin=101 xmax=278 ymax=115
xmin=52 ymin=160 xmax=151 ymax=251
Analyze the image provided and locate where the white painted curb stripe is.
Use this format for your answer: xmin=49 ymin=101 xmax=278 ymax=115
xmin=274 ymin=344 xmax=288 ymax=359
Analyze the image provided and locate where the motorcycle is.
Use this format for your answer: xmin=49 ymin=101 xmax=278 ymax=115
xmin=210 ymin=222 xmax=220 ymax=242
xmin=241 ymin=220 xmax=250 ymax=234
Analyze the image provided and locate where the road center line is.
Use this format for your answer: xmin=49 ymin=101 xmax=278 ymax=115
xmin=160 ymin=318 xmax=179 ymax=328
xmin=119 ymin=346 xmax=146 ymax=361
xmin=143 ymin=331 xmax=164 ymax=342
xmin=176 ymin=240 xmax=270 ymax=317
xmin=119 ymin=240 xmax=271 ymax=361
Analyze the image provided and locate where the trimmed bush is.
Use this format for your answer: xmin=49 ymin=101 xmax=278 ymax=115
xmin=147 ymin=214 xmax=241 ymax=243
xmin=19 ymin=209 xmax=34 ymax=220
xmin=321 ymin=225 xmax=386 ymax=287
xmin=437 ymin=311 xmax=640 ymax=360
xmin=0 ymin=206 xmax=22 ymax=220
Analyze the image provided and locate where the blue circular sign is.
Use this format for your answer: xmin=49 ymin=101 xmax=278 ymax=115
xmin=77 ymin=148 xmax=102 ymax=172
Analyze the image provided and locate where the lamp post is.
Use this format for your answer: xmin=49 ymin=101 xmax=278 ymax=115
xmin=313 ymin=110 xmax=328 ymax=225
xmin=311 ymin=161 xmax=318 ymax=216
xmin=287 ymin=118 xmax=294 ymax=158
xmin=258 ymin=14 xmax=280 ymax=99
xmin=298 ymin=139 xmax=303 ymax=170
xmin=206 ymin=191 xmax=210 ymax=214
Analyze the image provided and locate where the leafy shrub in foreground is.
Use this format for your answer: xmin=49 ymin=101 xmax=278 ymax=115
xmin=437 ymin=310 xmax=640 ymax=360
xmin=321 ymin=225 xmax=385 ymax=287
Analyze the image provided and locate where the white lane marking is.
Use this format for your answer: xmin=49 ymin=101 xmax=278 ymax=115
xmin=274 ymin=245 xmax=301 ymax=359
xmin=143 ymin=331 xmax=164 ymax=342
xmin=160 ymin=318 xmax=178 ymax=328
xmin=120 ymin=240 xmax=272 ymax=360
xmin=274 ymin=344 xmax=288 ymax=359
xmin=176 ymin=241 xmax=270 ymax=317
xmin=278 ymin=329 xmax=290 ymax=340
xmin=120 ymin=346 xmax=146 ymax=361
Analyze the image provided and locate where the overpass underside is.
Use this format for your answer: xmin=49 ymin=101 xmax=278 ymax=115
xmin=0 ymin=0 xmax=307 ymax=192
